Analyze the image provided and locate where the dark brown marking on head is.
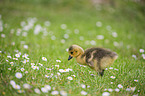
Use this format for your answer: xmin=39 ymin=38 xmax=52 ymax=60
xmin=69 ymin=46 xmax=73 ymax=51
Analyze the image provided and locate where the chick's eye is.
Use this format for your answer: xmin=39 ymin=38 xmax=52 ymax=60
xmin=70 ymin=52 xmax=73 ymax=54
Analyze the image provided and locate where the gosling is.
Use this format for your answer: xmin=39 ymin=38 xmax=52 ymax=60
xmin=68 ymin=45 xmax=118 ymax=76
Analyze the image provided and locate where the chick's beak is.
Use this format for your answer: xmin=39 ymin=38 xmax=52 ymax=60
xmin=68 ymin=55 xmax=73 ymax=61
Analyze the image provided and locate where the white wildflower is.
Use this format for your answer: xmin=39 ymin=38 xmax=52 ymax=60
xmin=42 ymin=57 xmax=47 ymax=61
xmin=15 ymin=72 xmax=22 ymax=79
xmin=21 ymin=68 xmax=25 ymax=71
xmin=97 ymin=35 xmax=104 ymax=40
xmin=61 ymin=24 xmax=67 ymax=29
xmin=60 ymin=91 xmax=67 ymax=96
xmin=51 ymin=91 xmax=59 ymax=95
xmin=115 ymin=88 xmax=120 ymax=92
xmin=7 ymin=56 xmax=12 ymax=58
xmin=108 ymin=88 xmax=113 ymax=92
xmin=44 ymin=85 xmax=51 ymax=91
xmin=41 ymin=87 xmax=48 ymax=93
xmin=118 ymin=84 xmax=123 ymax=88
xmin=81 ymin=84 xmax=86 ymax=88
xmin=10 ymin=80 xmax=16 ymax=86
xmin=64 ymin=34 xmax=69 ymax=39
xmin=1 ymin=34 xmax=5 ymax=38
xmin=34 ymin=88 xmax=41 ymax=94
xmin=96 ymin=21 xmax=102 ymax=27
xmin=102 ymin=92 xmax=110 ymax=96
xmin=139 ymin=49 xmax=144 ymax=53
xmin=126 ymin=88 xmax=131 ymax=91
xmin=110 ymin=76 xmax=115 ymax=79
xmin=56 ymin=60 xmax=61 ymax=62
xmin=23 ymin=83 xmax=31 ymax=89
xmin=24 ymin=45 xmax=28 ymax=49
xmin=81 ymin=91 xmax=87 ymax=95
xmin=67 ymin=76 xmax=73 ymax=80
xmin=74 ymin=29 xmax=79 ymax=34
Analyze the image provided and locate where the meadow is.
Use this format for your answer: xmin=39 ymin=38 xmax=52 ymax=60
xmin=0 ymin=0 xmax=145 ymax=96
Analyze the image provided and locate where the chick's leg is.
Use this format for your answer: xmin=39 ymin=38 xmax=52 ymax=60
xmin=94 ymin=60 xmax=105 ymax=76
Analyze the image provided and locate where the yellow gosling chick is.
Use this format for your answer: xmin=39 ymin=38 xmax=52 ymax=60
xmin=68 ymin=45 xmax=118 ymax=76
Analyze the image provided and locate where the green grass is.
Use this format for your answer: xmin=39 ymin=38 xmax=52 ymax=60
xmin=0 ymin=0 xmax=145 ymax=96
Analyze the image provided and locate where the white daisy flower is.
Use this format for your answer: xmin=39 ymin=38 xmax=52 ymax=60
xmin=84 ymin=85 xmax=88 ymax=88
xmin=45 ymin=75 xmax=50 ymax=78
xmin=113 ymin=41 xmax=119 ymax=47
xmin=17 ymin=90 xmax=25 ymax=93
xmin=79 ymin=36 xmax=84 ymax=40
xmin=13 ymin=58 xmax=18 ymax=60
xmin=1 ymin=34 xmax=5 ymax=38
xmin=23 ymin=83 xmax=31 ymax=89
xmin=74 ymin=29 xmax=79 ymax=34
xmin=96 ymin=21 xmax=102 ymax=27
xmin=114 ymin=68 xmax=119 ymax=71
xmin=72 ymin=75 xmax=76 ymax=77
xmin=64 ymin=34 xmax=69 ymax=39
xmin=102 ymin=92 xmax=110 ymax=96
xmin=110 ymin=76 xmax=115 ymax=79
xmin=110 ymin=82 xmax=113 ymax=84
xmin=7 ymin=56 xmax=12 ymax=58
xmin=10 ymin=80 xmax=16 ymax=86
xmin=15 ymin=72 xmax=22 ymax=79
xmin=139 ymin=49 xmax=144 ymax=53
xmin=81 ymin=91 xmax=87 ymax=95
xmin=108 ymin=88 xmax=113 ymax=92
xmin=134 ymin=80 xmax=138 ymax=82
xmin=25 ymin=71 xmax=28 ymax=74
xmin=130 ymin=87 xmax=136 ymax=92
xmin=67 ymin=76 xmax=73 ymax=80
xmin=61 ymin=39 xmax=65 ymax=44
xmin=21 ymin=68 xmax=25 ymax=71
xmin=118 ymin=84 xmax=123 ymax=88
xmin=36 ymin=66 xmax=39 ymax=70
xmin=112 ymin=32 xmax=118 ymax=37
xmin=44 ymin=21 xmax=51 ymax=26
xmin=10 ymin=62 xmax=14 ymax=65
xmin=97 ymin=35 xmax=104 ymax=40
xmin=57 ymin=72 xmax=61 ymax=76
xmin=60 ymin=91 xmax=67 ymax=96
xmin=115 ymin=88 xmax=120 ymax=92
xmin=132 ymin=55 xmax=137 ymax=59
xmin=31 ymin=66 xmax=36 ymax=69
xmin=6 ymin=60 xmax=9 ymax=62
xmin=22 ymin=60 xmax=26 ymax=64
xmin=41 ymin=87 xmax=48 ymax=93
xmin=11 ymin=42 xmax=15 ymax=46
xmin=51 ymin=35 xmax=56 ymax=40
xmin=42 ymin=57 xmax=47 ymax=61
xmin=81 ymin=84 xmax=86 ymax=88
xmin=59 ymin=69 xmax=65 ymax=73
xmin=56 ymin=60 xmax=61 ymax=63
xmin=90 ymin=40 xmax=96 ymax=45
xmin=31 ymin=63 xmax=35 ymax=66
xmin=61 ymin=24 xmax=67 ymax=29
xmin=109 ymin=67 xmax=113 ymax=69
xmin=44 ymin=85 xmax=51 ymax=91
xmin=51 ymin=91 xmax=59 ymax=95
xmin=126 ymin=88 xmax=131 ymax=91
xmin=8 ymin=68 xmax=11 ymax=70
xmin=13 ymin=84 xmax=21 ymax=89
xmin=24 ymin=45 xmax=28 ymax=49
xmin=66 ymin=48 xmax=69 ymax=52
xmin=104 ymin=89 xmax=107 ymax=91
xmin=34 ymin=88 xmax=41 ymax=94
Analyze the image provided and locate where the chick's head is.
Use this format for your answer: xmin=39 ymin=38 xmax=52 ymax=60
xmin=68 ymin=45 xmax=84 ymax=60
